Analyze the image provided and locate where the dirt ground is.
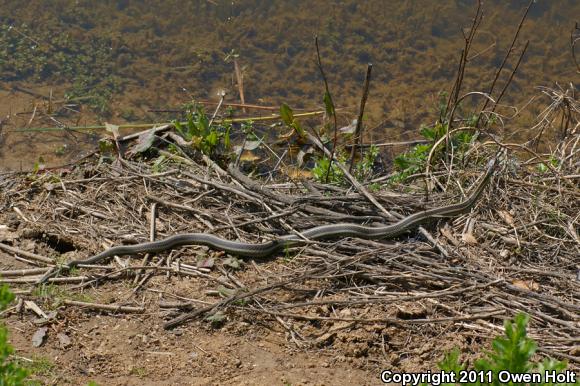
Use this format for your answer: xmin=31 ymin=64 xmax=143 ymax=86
xmin=3 ymin=245 xmax=474 ymax=386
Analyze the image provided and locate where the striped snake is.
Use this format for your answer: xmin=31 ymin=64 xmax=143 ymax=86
xmin=59 ymin=158 xmax=496 ymax=272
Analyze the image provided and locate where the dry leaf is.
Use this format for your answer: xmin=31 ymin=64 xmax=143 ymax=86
xmin=131 ymin=129 xmax=157 ymax=154
xmin=105 ymin=122 xmax=120 ymax=140
xmin=238 ymin=151 xmax=260 ymax=163
xmin=440 ymin=226 xmax=460 ymax=246
xmin=277 ymin=128 xmax=295 ymax=140
xmin=498 ymin=210 xmax=515 ymax=226
xmin=462 ymin=232 xmax=478 ymax=245
xmin=0 ymin=225 xmax=18 ymax=243
xmin=511 ymin=279 xmax=539 ymax=291
xmin=283 ymin=166 xmax=313 ymax=180
xmin=568 ymin=221 xmax=579 ymax=243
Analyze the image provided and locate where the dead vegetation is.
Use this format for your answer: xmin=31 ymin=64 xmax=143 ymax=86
xmin=0 ymin=104 xmax=578 ymax=379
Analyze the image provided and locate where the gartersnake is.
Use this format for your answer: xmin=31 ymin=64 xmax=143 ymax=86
xmin=57 ymin=158 xmax=496 ymax=272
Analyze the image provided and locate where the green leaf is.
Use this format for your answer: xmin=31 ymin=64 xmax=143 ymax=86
xmin=152 ymin=155 xmax=166 ymax=173
xmin=224 ymin=126 xmax=231 ymax=149
xmin=279 ymin=103 xmax=305 ymax=137
xmin=291 ymin=121 xmax=306 ymax=137
xmin=205 ymin=129 xmax=218 ymax=147
xmin=0 ymin=285 xmax=15 ymax=310
xmin=323 ymin=91 xmax=335 ymax=116
xmin=197 ymin=107 xmax=210 ymax=135
xmin=420 ymin=126 xmax=436 ymax=140
xmin=173 ymin=120 xmax=186 ymax=139
xmin=280 ymin=103 xmax=294 ymax=126
xmin=437 ymin=349 xmax=465 ymax=374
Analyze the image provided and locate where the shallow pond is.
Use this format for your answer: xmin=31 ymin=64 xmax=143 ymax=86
xmin=1 ymin=0 xmax=578 ymax=170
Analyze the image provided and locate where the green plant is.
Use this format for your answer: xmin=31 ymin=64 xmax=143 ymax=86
xmin=280 ymin=104 xmax=306 ymax=138
xmin=390 ymin=121 xmax=474 ymax=183
xmin=151 ymin=155 xmax=168 ymax=173
xmin=0 ymin=285 xmax=29 ymax=385
xmin=241 ymin=120 xmax=258 ymax=140
xmin=312 ymin=154 xmax=344 ymax=184
xmin=33 ymin=284 xmax=92 ymax=309
xmin=312 ymin=146 xmax=380 ymax=185
xmin=354 ymin=144 xmax=379 ymax=181
xmin=537 ymin=157 xmax=558 ymax=174
xmin=173 ymin=104 xmax=231 ymax=157
xmin=129 ymin=367 xmax=147 ymax=378
xmin=426 ymin=313 xmax=578 ymax=386
xmin=17 ymin=356 xmax=55 ymax=378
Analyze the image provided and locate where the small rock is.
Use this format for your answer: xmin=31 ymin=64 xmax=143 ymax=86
xmin=32 ymin=327 xmax=48 ymax=348
xmin=57 ymin=333 xmax=72 ymax=349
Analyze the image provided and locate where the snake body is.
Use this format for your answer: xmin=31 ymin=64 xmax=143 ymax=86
xmin=65 ymin=159 xmax=496 ymax=269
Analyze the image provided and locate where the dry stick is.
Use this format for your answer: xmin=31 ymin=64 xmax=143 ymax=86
xmin=227 ymin=165 xmax=348 ymax=219
xmin=0 ymin=268 xmax=51 ymax=277
xmin=490 ymin=40 xmax=529 ymax=114
xmin=63 ymin=299 xmax=144 ymax=314
xmin=134 ymin=202 xmax=158 ymax=284
xmin=314 ymin=36 xmax=339 ymax=184
xmin=571 ymin=22 xmax=580 ymax=73
xmin=213 ymin=208 xmax=297 ymax=232
xmin=208 ymin=91 xmax=226 ymax=129
xmin=537 ymin=347 xmax=580 ymax=365
xmin=233 ymin=59 xmax=246 ymax=114
xmin=133 ymin=256 xmax=167 ymax=293
xmin=1 ymin=276 xmax=88 ymax=284
xmin=164 ymin=265 xmax=330 ymax=329
xmin=273 ymin=279 xmax=502 ymax=310
xmin=60 ymin=200 xmax=110 ymax=220
xmin=306 ymin=132 xmax=395 ymax=220
xmin=0 ymin=242 xmax=54 ymax=265
xmin=442 ymin=2 xmax=483 ymax=166
xmin=257 ymin=309 xmax=505 ymax=326
xmin=345 ymin=139 xmax=430 ymax=149
xmin=117 ymin=124 xmax=172 ymax=143
xmin=305 ymin=131 xmax=451 ymax=258
xmin=145 ymin=194 xmax=215 ymax=230
xmin=478 ymin=0 xmax=533 ymax=124
xmin=445 ymin=0 xmax=483 ymax=122
xmin=149 ymin=101 xmax=295 ymax=112
xmin=180 ymin=171 xmax=261 ymax=204
xmin=349 ymin=63 xmax=372 ymax=172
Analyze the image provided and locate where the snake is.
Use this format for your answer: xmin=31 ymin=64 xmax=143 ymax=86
xmin=62 ymin=158 xmax=496 ymax=270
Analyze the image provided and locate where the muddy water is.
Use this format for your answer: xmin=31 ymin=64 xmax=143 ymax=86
xmin=0 ymin=0 xmax=578 ymax=170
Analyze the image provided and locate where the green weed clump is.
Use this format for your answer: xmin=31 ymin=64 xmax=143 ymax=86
xmin=312 ymin=154 xmax=345 ymax=184
xmin=173 ymin=104 xmax=231 ymax=158
xmin=428 ymin=313 xmax=578 ymax=386
xmin=311 ymin=145 xmax=380 ymax=185
xmin=0 ymin=285 xmax=28 ymax=385
xmin=391 ymin=121 xmax=474 ymax=183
